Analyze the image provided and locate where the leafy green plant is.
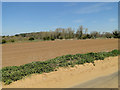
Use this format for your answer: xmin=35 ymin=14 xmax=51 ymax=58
xmin=1 ymin=49 xmax=120 ymax=85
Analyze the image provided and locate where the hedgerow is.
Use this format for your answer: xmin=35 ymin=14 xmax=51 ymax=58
xmin=1 ymin=49 xmax=120 ymax=85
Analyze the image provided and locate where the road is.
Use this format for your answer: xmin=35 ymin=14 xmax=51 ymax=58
xmin=71 ymin=71 xmax=118 ymax=88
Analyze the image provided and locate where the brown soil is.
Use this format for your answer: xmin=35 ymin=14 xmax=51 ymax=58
xmin=2 ymin=56 xmax=118 ymax=88
xmin=2 ymin=39 xmax=118 ymax=67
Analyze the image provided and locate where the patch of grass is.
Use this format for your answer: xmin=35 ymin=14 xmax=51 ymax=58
xmin=1 ymin=49 xmax=120 ymax=85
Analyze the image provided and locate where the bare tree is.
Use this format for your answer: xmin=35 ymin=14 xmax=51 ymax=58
xmin=76 ymin=25 xmax=83 ymax=39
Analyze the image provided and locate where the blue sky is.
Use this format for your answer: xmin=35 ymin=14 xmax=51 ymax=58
xmin=2 ymin=2 xmax=118 ymax=35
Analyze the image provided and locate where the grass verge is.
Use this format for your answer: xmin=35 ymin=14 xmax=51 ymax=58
xmin=0 ymin=49 xmax=120 ymax=85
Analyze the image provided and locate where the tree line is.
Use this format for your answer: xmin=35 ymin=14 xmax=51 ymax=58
xmin=2 ymin=25 xmax=120 ymax=44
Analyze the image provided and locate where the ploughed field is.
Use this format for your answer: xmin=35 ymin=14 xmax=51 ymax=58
xmin=2 ymin=39 xmax=118 ymax=67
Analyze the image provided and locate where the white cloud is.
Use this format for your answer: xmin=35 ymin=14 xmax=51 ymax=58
xmin=73 ymin=19 xmax=83 ymax=23
xmin=75 ymin=3 xmax=113 ymax=14
xmin=92 ymin=21 xmax=97 ymax=23
xmin=109 ymin=18 xmax=116 ymax=22
xmin=64 ymin=2 xmax=78 ymax=6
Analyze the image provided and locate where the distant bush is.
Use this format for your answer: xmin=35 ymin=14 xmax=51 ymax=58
xmin=81 ymin=34 xmax=92 ymax=39
xmin=90 ymin=31 xmax=100 ymax=39
xmin=15 ymin=34 xmax=19 ymax=37
xmin=2 ymin=39 xmax=6 ymax=44
xmin=43 ymin=37 xmax=47 ymax=41
xmin=112 ymin=30 xmax=120 ymax=38
xmin=20 ymin=34 xmax=26 ymax=37
xmin=104 ymin=32 xmax=113 ymax=38
xmin=46 ymin=36 xmax=50 ymax=40
xmin=1 ymin=49 xmax=120 ymax=85
xmin=82 ymin=35 xmax=87 ymax=39
xmin=2 ymin=36 xmax=5 ymax=38
xmin=59 ymin=37 xmax=63 ymax=40
xmin=86 ymin=34 xmax=92 ymax=39
xmin=29 ymin=37 xmax=34 ymax=41
xmin=10 ymin=39 xmax=15 ymax=43
xmin=43 ymin=37 xmax=51 ymax=41
xmin=51 ymin=38 xmax=55 ymax=41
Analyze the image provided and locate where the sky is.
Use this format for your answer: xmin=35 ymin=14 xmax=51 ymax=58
xmin=2 ymin=2 xmax=118 ymax=36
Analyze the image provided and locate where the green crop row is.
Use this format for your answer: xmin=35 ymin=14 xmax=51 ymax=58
xmin=0 ymin=49 xmax=120 ymax=85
